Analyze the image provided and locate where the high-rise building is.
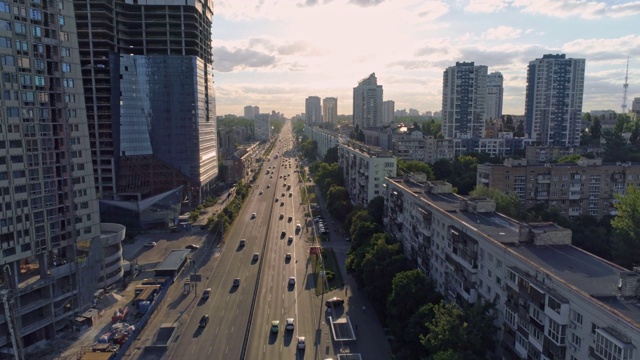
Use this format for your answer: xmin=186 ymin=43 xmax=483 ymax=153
xmin=253 ymin=106 xmax=259 ymax=117
xmin=353 ymin=73 xmax=383 ymax=129
xmin=322 ymin=97 xmax=338 ymax=124
xmin=254 ymin=113 xmax=271 ymax=140
xmin=74 ymin=0 xmax=217 ymax=210
xmin=486 ymin=72 xmax=504 ymax=121
xmin=632 ymin=97 xmax=640 ymax=114
xmin=305 ymin=96 xmax=321 ymax=124
xmin=525 ymin=54 xmax=585 ymax=147
xmin=244 ymin=105 xmax=255 ymax=119
xmin=442 ymin=62 xmax=488 ymax=139
xmin=0 ymin=0 xmax=109 ymax=354
xmin=383 ymin=100 xmax=395 ymax=125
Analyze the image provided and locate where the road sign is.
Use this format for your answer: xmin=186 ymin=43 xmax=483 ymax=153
xmin=190 ymin=274 xmax=202 ymax=282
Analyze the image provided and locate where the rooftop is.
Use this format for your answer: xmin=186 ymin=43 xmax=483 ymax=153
xmin=155 ymin=249 xmax=191 ymax=272
xmin=387 ymin=176 xmax=640 ymax=326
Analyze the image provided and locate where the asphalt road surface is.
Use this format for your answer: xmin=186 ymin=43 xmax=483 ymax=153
xmin=166 ymin=122 xmax=337 ymax=360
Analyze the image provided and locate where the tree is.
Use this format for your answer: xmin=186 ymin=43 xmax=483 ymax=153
xmin=557 ymin=154 xmax=582 ymax=164
xmin=323 ymin=146 xmax=339 ymax=164
xmin=591 ymin=117 xmax=602 ymax=141
xmin=398 ymin=160 xmax=434 ymax=180
xmin=451 ymin=156 xmax=478 ymax=195
xmin=603 ymin=129 xmax=629 ymax=163
xmin=611 ymin=186 xmax=640 ymax=268
xmin=367 ymin=196 xmax=385 ymax=227
xmin=469 ymin=185 xmax=521 ymax=219
xmin=514 ymin=120 xmax=525 ymax=137
xmin=326 ymin=186 xmax=351 ymax=218
xmin=432 ymin=159 xmax=453 ymax=180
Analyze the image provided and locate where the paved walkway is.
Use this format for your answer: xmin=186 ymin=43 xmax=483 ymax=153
xmin=310 ymin=182 xmax=393 ymax=359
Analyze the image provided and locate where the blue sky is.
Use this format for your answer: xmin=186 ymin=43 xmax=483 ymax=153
xmin=212 ymin=0 xmax=640 ymax=118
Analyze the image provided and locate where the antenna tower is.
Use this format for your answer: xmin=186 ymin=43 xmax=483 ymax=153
xmin=622 ymin=55 xmax=629 ymax=114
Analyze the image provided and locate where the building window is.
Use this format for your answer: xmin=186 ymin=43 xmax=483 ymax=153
xmin=595 ymin=329 xmax=635 ymax=360
xmin=62 ymin=63 xmax=70 ymax=72
xmin=0 ymin=2 xmax=9 ymax=12
xmin=570 ymin=310 xmax=583 ymax=325
xmin=571 ymin=333 xmax=582 ymax=347
xmin=14 ymin=22 xmax=26 ymax=34
xmin=546 ymin=318 xmax=566 ymax=345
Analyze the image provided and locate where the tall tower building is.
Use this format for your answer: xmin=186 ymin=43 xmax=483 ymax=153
xmin=253 ymin=106 xmax=259 ymax=117
xmin=305 ymin=96 xmax=321 ymax=124
xmin=0 ymin=0 xmax=103 ymax=354
xmin=74 ymin=0 xmax=217 ymax=209
xmin=442 ymin=62 xmax=488 ymax=139
xmin=322 ymin=97 xmax=338 ymax=124
xmin=525 ymin=54 xmax=585 ymax=147
xmin=353 ymin=73 xmax=383 ymax=129
xmin=486 ymin=72 xmax=504 ymax=121
xmin=383 ymin=100 xmax=395 ymax=125
xmin=244 ymin=105 xmax=255 ymax=119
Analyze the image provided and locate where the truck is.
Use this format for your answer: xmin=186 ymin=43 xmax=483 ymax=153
xmin=183 ymin=280 xmax=191 ymax=295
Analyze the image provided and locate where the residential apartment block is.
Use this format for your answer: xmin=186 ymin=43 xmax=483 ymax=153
xmin=0 ymin=0 xmax=115 ymax=354
xmin=487 ymin=71 xmax=504 ymax=121
xmin=254 ymin=113 xmax=271 ymax=141
xmin=322 ymin=97 xmax=337 ymax=125
xmin=385 ymin=174 xmax=640 ymax=360
xmin=353 ymin=73 xmax=383 ymax=129
xmin=338 ymin=142 xmax=396 ymax=207
xmin=442 ymin=62 xmax=488 ymax=139
xmin=477 ymin=158 xmax=640 ymax=219
xmin=525 ymin=146 xmax=603 ymax=165
xmin=525 ymin=54 xmax=585 ymax=147
xmin=305 ymin=96 xmax=321 ymax=125
xmin=383 ymin=100 xmax=395 ymax=125
xmin=305 ymin=126 xmax=340 ymax=159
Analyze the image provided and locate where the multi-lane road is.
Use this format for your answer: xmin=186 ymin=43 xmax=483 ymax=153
xmin=166 ymin=122 xmax=336 ymax=359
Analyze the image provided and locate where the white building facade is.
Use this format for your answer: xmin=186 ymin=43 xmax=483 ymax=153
xmin=442 ymin=62 xmax=488 ymax=139
xmin=338 ymin=142 xmax=396 ymax=207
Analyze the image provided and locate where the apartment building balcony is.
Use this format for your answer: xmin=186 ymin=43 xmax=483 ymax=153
xmin=445 ymin=251 xmax=478 ymax=274
xmin=568 ymin=191 xmax=581 ymax=200
xmin=568 ymin=207 xmax=582 ymax=216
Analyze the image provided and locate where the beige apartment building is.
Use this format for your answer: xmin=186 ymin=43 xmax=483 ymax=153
xmin=477 ymin=158 xmax=640 ymax=219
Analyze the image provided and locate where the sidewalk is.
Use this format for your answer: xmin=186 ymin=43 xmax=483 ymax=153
xmin=311 ymin=184 xmax=393 ymax=359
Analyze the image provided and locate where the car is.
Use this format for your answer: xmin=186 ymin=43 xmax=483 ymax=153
xmin=251 ymin=213 xmax=256 ymax=219
xmin=297 ymin=336 xmax=306 ymax=350
xmin=239 ymin=239 xmax=246 ymax=247
xmin=325 ymin=297 xmax=345 ymax=307
xmin=275 ymin=198 xmax=279 ymax=202
xmin=288 ymin=216 xmax=293 ymax=222
xmin=281 ymin=192 xmax=285 ymax=197
xmin=144 ymin=241 xmax=157 ymax=247
xmin=281 ymin=231 xmax=286 ymax=238
xmin=285 ymin=253 xmax=291 ymax=261
xmin=289 ymin=192 xmax=292 ymax=197
xmin=345 ymin=237 xmax=351 ymax=242
xmin=186 ymin=244 xmax=200 ymax=250
xmin=271 ymin=320 xmax=280 ymax=333
xmin=288 ymin=235 xmax=293 ymax=243
xmin=202 ymin=288 xmax=211 ymax=299
xmin=280 ymin=202 xmax=284 ymax=207
xmin=259 ymin=190 xmax=263 ymax=195
xmin=253 ymin=253 xmax=259 ymax=261
xmin=279 ymin=213 xmax=284 ymax=220
xmin=288 ymin=277 xmax=296 ymax=286
xmin=285 ymin=318 xmax=294 ymax=331
xmin=267 ymin=184 xmax=270 ymax=188
xmin=233 ymin=278 xmax=240 ymax=287
xmin=199 ymin=315 xmax=209 ymax=328
xmin=296 ymin=223 xmax=301 ymax=231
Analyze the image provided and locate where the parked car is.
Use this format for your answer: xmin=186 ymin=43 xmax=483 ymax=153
xmin=186 ymin=244 xmax=200 ymax=250
xmin=325 ymin=297 xmax=345 ymax=307
xmin=144 ymin=241 xmax=157 ymax=247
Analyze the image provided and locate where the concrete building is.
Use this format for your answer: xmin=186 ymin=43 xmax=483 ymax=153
xmin=244 ymin=105 xmax=256 ymax=120
xmin=306 ymin=127 xmax=341 ymax=160
xmin=305 ymin=96 xmax=322 ymax=125
xmin=254 ymin=114 xmax=271 ymax=141
xmin=353 ymin=73 xmax=383 ymax=129
xmin=97 ymin=224 xmax=127 ymax=289
xmin=385 ymin=174 xmax=640 ymax=360
xmin=525 ymin=145 xmax=603 ymax=164
xmin=442 ymin=62 xmax=488 ymax=139
xmin=525 ymin=54 xmax=585 ymax=147
xmin=0 ymin=0 xmax=105 ymax=355
xmin=338 ymin=142 xmax=396 ymax=207
xmin=74 ymin=0 xmax=218 ymax=208
xmin=323 ymin=97 xmax=338 ymax=125
xmin=222 ymin=143 xmax=261 ymax=184
xmin=477 ymin=158 xmax=640 ymax=219
xmin=487 ymin=72 xmax=504 ymax=121
xmin=383 ymin=100 xmax=395 ymax=125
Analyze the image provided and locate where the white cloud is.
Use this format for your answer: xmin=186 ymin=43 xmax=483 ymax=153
xmin=511 ymin=0 xmax=640 ymax=19
xmin=465 ymin=0 xmax=510 ymax=13
xmin=484 ymin=26 xmax=523 ymax=40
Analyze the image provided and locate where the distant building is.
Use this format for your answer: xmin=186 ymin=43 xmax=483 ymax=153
xmin=486 ymin=72 xmax=504 ymax=121
xmin=633 ymin=97 xmax=640 ymax=112
xmin=353 ymin=73 xmax=384 ymax=128
xmin=383 ymin=100 xmax=395 ymax=125
xmin=323 ymin=97 xmax=338 ymax=124
xmin=254 ymin=114 xmax=271 ymax=141
xmin=244 ymin=105 xmax=255 ymax=119
xmin=525 ymin=54 xmax=585 ymax=146
xmin=338 ymin=142 xmax=396 ymax=207
xmin=442 ymin=62 xmax=488 ymax=139
xmin=477 ymin=158 xmax=639 ymax=219
xmin=408 ymin=108 xmax=420 ymax=116
xmin=305 ymin=96 xmax=322 ymax=124
xmin=395 ymin=109 xmax=408 ymax=117
xmin=306 ymin=127 xmax=340 ymax=159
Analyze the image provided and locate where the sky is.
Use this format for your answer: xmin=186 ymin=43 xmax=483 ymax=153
xmin=212 ymin=0 xmax=640 ymax=118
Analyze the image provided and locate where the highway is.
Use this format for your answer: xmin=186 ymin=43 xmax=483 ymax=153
xmin=166 ymin=121 xmax=336 ymax=360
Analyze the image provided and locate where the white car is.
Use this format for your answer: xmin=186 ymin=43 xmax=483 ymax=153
xmin=145 ymin=241 xmax=157 ymax=247
xmin=297 ymin=336 xmax=305 ymax=350
xmin=285 ymin=318 xmax=294 ymax=331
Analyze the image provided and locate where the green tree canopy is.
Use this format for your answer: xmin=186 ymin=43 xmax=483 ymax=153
xmin=367 ymin=196 xmax=385 ymax=226
xmin=398 ymin=160 xmax=434 ymax=180
xmin=611 ymin=186 xmax=640 ymax=268
xmin=557 ymin=154 xmax=582 ymax=164
xmin=469 ymin=185 xmax=521 ymax=219
xmin=323 ymin=146 xmax=339 ymax=164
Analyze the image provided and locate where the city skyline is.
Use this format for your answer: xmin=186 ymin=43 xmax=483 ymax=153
xmin=213 ymin=0 xmax=639 ymax=118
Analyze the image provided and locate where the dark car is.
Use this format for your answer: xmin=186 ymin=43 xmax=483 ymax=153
xmin=325 ymin=297 xmax=345 ymax=307
xmin=199 ymin=315 xmax=209 ymax=327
